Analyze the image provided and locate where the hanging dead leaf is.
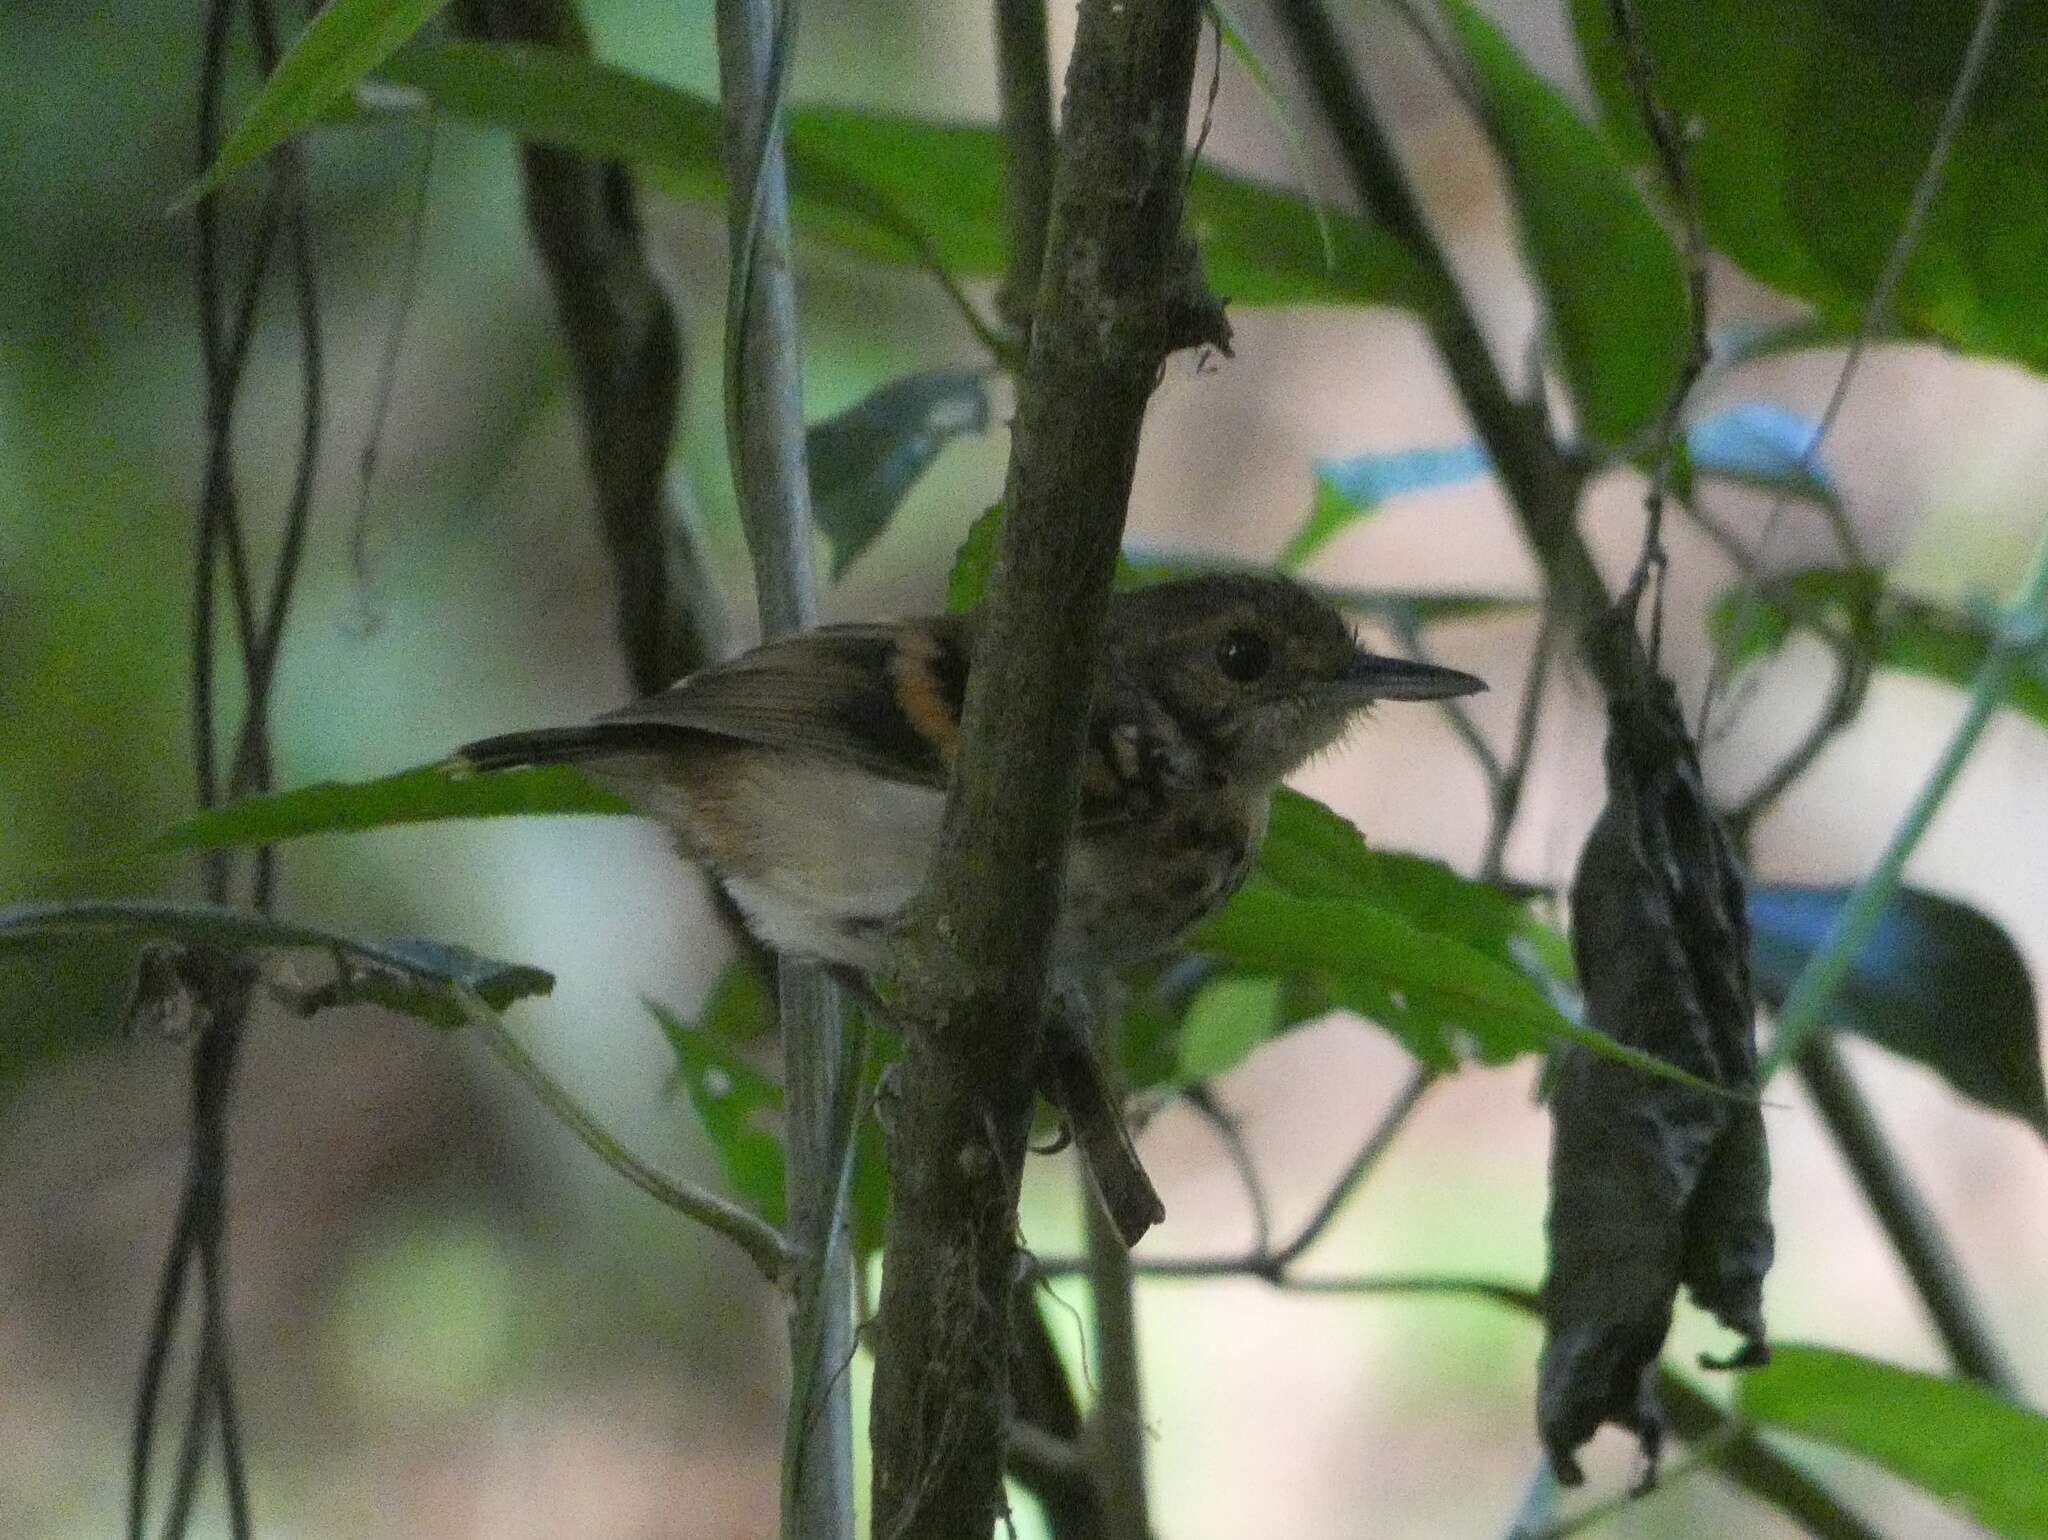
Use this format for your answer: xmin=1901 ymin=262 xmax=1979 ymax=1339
xmin=1540 ymin=675 xmax=1772 ymax=1485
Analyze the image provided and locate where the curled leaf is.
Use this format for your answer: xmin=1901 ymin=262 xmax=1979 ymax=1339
xmin=1541 ymin=676 xmax=1773 ymax=1485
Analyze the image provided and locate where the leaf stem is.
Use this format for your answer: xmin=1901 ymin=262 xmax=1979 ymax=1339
xmin=467 ymin=999 xmax=797 ymax=1286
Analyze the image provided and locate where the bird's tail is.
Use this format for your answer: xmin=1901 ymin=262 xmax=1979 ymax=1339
xmin=454 ymin=722 xmax=693 ymax=774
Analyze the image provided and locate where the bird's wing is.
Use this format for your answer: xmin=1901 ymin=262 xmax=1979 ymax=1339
xmin=595 ymin=618 xmax=972 ymax=789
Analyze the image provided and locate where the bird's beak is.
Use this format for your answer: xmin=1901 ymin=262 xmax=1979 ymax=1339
xmin=1324 ymin=650 xmax=1487 ymax=703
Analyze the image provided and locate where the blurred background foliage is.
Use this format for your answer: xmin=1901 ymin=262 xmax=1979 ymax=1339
xmin=4 ymin=0 xmax=2048 ymax=1536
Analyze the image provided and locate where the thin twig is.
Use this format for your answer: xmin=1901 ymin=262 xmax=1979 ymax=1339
xmin=1181 ymin=1084 xmax=1273 ymax=1255
xmin=1796 ymin=1037 xmax=2020 ymax=1393
xmin=1481 ymin=612 xmax=1555 ymax=883
xmin=1036 ymin=1065 xmax=1436 ymax=1283
xmin=1762 ymin=522 xmax=2048 ymax=1075
xmin=467 ymin=1001 xmax=797 ymax=1285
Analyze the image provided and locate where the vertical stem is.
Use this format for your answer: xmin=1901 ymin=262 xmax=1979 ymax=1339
xmin=711 ymin=4 xmax=858 ymax=1538
xmin=1083 ymin=996 xmax=1149 ymax=1539
xmin=993 ymin=0 xmax=1056 ymax=331
xmin=1797 ymin=1038 xmax=2021 ymax=1394
xmin=1084 ymin=1179 xmax=1151 ymax=1540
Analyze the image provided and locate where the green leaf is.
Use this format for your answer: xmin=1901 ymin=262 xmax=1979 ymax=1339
xmin=1438 ymin=0 xmax=1689 ymax=445
xmin=1749 ymin=884 xmax=2045 ymax=1134
xmin=150 ymin=762 xmax=631 ymax=854
xmin=1741 ymin=1345 xmax=2048 ymax=1539
xmin=373 ymin=43 xmax=1427 ymax=311
xmin=945 ymin=504 xmax=1004 ymax=614
xmin=649 ymin=999 xmax=787 ymax=1228
xmin=1574 ymin=0 xmax=2048 ymax=375
xmin=1197 ymin=880 xmax=1717 ymax=1091
xmin=1257 ymin=787 xmax=1545 ymax=970
xmin=0 ymin=899 xmax=552 ymax=1033
xmin=1709 ymin=568 xmax=2048 ymax=731
xmin=944 ymin=504 xmax=1145 ymax=614
xmin=1207 ymin=0 xmax=1335 ymax=271
xmin=1284 ymin=443 xmax=1491 ymax=568
xmin=810 ymin=369 xmax=991 ymax=581
xmin=188 ymin=0 xmax=455 ymax=203
xmin=1176 ymin=973 xmax=1282 ymax=1082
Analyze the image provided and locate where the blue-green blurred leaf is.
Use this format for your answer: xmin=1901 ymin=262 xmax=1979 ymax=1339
xmin=188 ymin=0 xmax=454 ymax=202
xmin=375 ymin=43 xmax=1427 ymax=310
xmin=1741 ymin=1345 xmax=2048 ymax=1539
xmin=1438 ymin=0 xmax=1689 ymax=445
xmin=810 ymin=369 xmax=990 ymax=580
xmin=1176 ymin=973 xmax=1282 ymax=1083
xmin=1686 ymin=402 xmax=1838 ymax=505
xmin=1749 ymin=883 xmax=2045 ymax=1134
xmin=0 ymin=900 xmax=551 ymax=1033
xmin=649 ymin=998 xmax=787 ymax=1227
xmin=1286 ymin=443 xmax=1490 ymax=568
xmin=1574 ymin=0 xmax=2048 ymax=375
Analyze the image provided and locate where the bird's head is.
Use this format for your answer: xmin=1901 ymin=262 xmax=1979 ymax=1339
xmin=1106 ymin=573 xmax=1485 ymax=789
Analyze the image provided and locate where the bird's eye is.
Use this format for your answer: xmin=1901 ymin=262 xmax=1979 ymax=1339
xmin=1216 ymin=628 xmax=1272 ymax=683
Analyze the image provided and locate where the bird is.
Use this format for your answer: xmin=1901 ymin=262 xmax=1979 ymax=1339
xmin=456 ymin=571 xmax=1483 ymax=1240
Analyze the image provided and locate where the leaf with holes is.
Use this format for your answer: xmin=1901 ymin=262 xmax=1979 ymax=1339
xmin=810 ymin=369 xmax=990 ymax=580
xmin=1749 ymin=883 xmax=2045 ymax=1135
xmin=650 ymin=999 xmax=787 ymax=1227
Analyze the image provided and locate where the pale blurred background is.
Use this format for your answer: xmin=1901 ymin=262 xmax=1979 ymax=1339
xmin=3 ymin=1 xmax=2045 ymax=1537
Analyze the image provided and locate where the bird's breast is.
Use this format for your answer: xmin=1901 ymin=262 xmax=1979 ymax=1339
xmin=1062 ymin=792 xmax=1267 ymax=968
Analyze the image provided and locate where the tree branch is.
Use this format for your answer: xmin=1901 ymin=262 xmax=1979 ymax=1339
xmin=454 ymin=0 xmax=726 ymax=688
xmin=868 ymin=0 xmax=1225 ymax=1531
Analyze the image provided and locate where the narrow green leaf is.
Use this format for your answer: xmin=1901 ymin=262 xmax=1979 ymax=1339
xmin=0 ymin=899 xmax=552 ymax=1033
xmin=1749 ymin=884 xmax=2045 ymax=1135
xmin=150 ymin=762 xmax=631 ymax=854
xmin=810 ymin=369 xmax=991 ymax=580
xmin=1176 ymin=973 xmax=1282 ymax=1082
xmin=1742 ymin=1345 xmax=2048 ymax=1539
xmin=187 ymin=0 xmax=455 ymax=203
xmin=649 ymin=999 xmax=787 ymax=1228
xmin=371 ymin=42 xmax=1427 ymax=311
xmin=1438 ymin=0 xmax=1689 ymax=445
